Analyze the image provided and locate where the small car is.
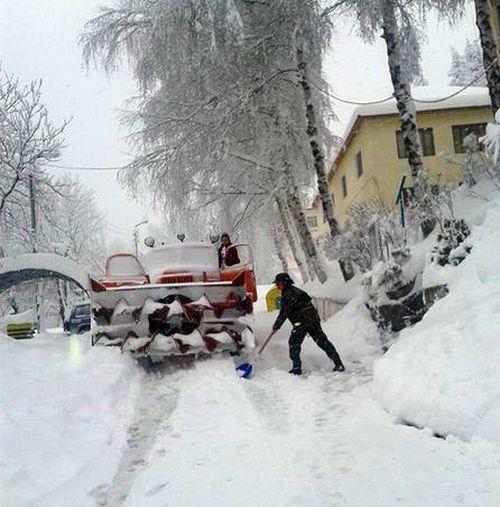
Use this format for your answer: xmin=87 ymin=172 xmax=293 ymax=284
xmin=64 ymin=303 xmax=91 ymax=334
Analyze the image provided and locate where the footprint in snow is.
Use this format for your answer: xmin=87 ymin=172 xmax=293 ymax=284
xmin=145 ymin=481 xmax=169 ymax=497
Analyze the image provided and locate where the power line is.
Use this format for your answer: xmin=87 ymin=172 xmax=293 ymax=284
xmin=46 ymin=59 xmax=498 ymax=174
xmin=311 ymin=57 xmax=498 ymax=107
xmin=309 ymin=81 xmax=393 ymax=105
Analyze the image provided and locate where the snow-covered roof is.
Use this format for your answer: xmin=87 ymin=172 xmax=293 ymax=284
xmin=353 ymin=86 xmax=491 ymax=119
xmin=329 ymin=87 xmax=492 ymax=179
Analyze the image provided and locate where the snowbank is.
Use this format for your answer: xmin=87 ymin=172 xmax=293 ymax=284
xmin=323 ymin=296 xmax=380 ymax=361
xmin=303 ymin=258 xmax=362 ymax=303
xmin=374 ymin=183 xmax=500 ymax=444
xmin=0 ymin=332 xmax=140 ymax=505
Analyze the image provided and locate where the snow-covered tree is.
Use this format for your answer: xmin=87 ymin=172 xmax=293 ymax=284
xmin=81 ymin=0 xmax=339 ymax=282
xmin=328 ymin=200 xmax=403 ymax=273
xmin=2 ymin=174 xmax=107 ymax=324
xmin=449 ymin=39 xmax=487 ymax=87
xmin=0 ymin=69 xmax=68 ymax=239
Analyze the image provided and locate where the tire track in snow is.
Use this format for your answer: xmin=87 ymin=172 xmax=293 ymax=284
xmin=89 ymin=365 xmax=181 ymax=506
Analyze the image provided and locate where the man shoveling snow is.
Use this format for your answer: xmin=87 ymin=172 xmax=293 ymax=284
xmin=269 ymin=273 xmax=345 ymax=375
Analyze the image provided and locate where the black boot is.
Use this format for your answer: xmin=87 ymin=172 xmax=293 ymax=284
xmin=289 ymin=366 xmax=302 ymax=375
xmin=333 ymin=363 xmax=345 ymax=372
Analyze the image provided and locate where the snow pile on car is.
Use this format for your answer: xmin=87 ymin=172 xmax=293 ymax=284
xmin=374 ymin=183 xmax=500 ymax=444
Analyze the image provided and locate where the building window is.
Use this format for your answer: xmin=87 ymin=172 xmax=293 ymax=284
xmin=356 ymin=151 xmax=363 ymax=178
xmin=306 ymin=216 xmax=318 ymax=228
xmin=341 ymin=175 xmax=347 ymax=198
xmin=452 ymin=123 xmax=487 ymax=153
xmin=396 ymin=128 xmax=435 ymax=158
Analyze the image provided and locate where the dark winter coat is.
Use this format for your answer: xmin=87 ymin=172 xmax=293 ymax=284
xmin=272 ymin=285 xmax=318 ymax=331
xmin=218 ymin=244 xmax=240 ymax=267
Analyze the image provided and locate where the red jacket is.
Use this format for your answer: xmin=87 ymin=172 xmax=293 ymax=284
xmin=218 ymin=244 xmax=240 ymax=267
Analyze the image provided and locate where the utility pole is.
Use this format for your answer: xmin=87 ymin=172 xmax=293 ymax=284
xmin=29 ymin=172 xmax=40 ymax=331
xmin=29 ymin=173 xmax=37 ymax=252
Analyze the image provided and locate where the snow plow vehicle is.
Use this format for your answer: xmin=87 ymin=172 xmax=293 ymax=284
xmin=90 ymin=240 xmax=257 ymax=361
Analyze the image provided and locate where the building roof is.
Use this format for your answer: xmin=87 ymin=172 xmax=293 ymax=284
xmin=329 ymin=86 xmax=492 ymax=180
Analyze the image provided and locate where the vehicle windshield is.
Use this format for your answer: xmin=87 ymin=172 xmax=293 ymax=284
xmin=143 ymin=243 xmax=218 ymax=275
xmin=106 ymin=255 xmax=145 ymax=278
xmin=73 ymin=305 xmax=90 ymax=318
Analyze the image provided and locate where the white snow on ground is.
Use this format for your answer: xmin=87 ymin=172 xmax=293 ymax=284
xmin=1 ymin=279 xmax=499 ymax=506
xmin=375 ymin=182 xmax=500 ymax=445
xmin=0 ymin=333 xmax=141 ymax=506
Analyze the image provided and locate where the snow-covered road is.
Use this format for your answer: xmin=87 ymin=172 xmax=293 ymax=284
xmin=1 ymin=307 xmax=499 ymax=506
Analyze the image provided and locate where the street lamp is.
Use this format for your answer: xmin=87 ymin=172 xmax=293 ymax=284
xmin=133 ymin=219 xmax=149 ymax=257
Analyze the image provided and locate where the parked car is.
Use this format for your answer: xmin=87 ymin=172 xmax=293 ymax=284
xmin=64 ymin=303 xmax=91 ymax=334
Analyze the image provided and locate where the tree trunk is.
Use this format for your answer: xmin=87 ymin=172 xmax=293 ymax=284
xmin=295 ymin=27 xmax=339 ymax=238
xmin=7 ymin=287 xmax=18 ymax=313
xmin=282 ymin=162 xmax=326 ymax=282
xmin=275 ymin=196 xmax=310 ymax=283
xmin=272 ymin=221 xmax=290 ymax=273
xmin=295 ymin=24 xmax=355 ymax=281
xmin=283 ymin=165 xmax=327 ymax=283
xmin=381 ymin=0 xmax=424 ymax=179
xmin=56 ymin=279 xmax=66 ymax=326
xmin=475 ymin=0 xmax=500 ymax=113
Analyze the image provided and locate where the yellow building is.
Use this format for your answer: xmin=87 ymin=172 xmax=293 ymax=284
xmin=304 ymin=197 xmax=328 ymax=244
xmin=322 ymin=87 xmax=493 ymax=228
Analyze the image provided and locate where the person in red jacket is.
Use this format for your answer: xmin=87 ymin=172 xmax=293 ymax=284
xmin=218 ymin=233 xmax=240 ymax=267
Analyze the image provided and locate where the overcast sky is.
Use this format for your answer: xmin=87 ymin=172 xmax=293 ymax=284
xmin=0 ymin=0 xmax=479 ymax=248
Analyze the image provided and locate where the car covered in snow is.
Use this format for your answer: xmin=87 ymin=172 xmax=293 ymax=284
xmin=64 ymin=303 xmax=91 ymax=335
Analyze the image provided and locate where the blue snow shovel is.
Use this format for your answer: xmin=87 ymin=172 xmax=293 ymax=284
xmin=235 ymin=362 xmax=253 ymax=378
xmin=235 ymin=331 xmax=276 ymax=379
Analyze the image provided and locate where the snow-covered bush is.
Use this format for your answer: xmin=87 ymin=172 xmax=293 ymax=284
xmin=481 ymin=109 xmax=500 ymax=165
xmin=430 ymin=218 xmax=471 ymax=266
xmin=459 ymin=133 xmax=488 ymax=187
xmin=449 ymin=129 xmax=500 ymax=190
xmin=361 ymin=258 xmax=414 ymax=349
xmin=363 ymin=261 xmax=406 ymax=297
xmin=470 ymin=109 xmax=500 ymax=191
xmin=408 ymin=173 xmax=454 ymax=236
xmin=327 ymin=201 xmax=404 ymax=272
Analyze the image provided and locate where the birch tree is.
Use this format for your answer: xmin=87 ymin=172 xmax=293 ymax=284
xmin=275 ymin=197 xmax=309 ymax=283
xmin=82 ymin=0 xmax=335 ymax=281
xmin=331 ymin=0 xmax=465 ymax=179
xmin=0 ymin=70 xmax=67 ymax=225
xmin=474 ymin=0 xmax=500 ymax=113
